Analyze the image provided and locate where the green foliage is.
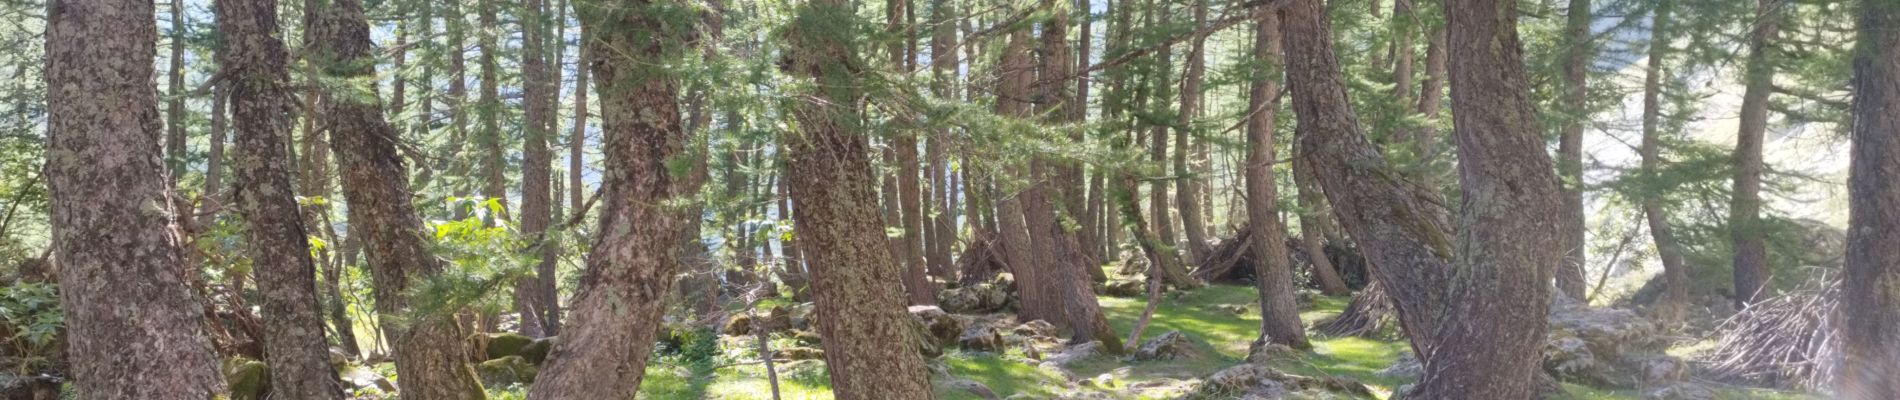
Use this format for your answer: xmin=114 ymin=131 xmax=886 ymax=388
xmin=0 ymin=282 xmax=61 ymax=372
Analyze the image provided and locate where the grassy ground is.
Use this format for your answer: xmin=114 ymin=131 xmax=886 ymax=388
xmin=595 ymin=283 xmax=1814 ymax=400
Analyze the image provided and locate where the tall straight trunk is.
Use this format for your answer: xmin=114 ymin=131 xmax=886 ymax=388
xmin=1244 ymin=9 xmax=1309 ymax=349
xmin=525 ymin=1 xmax=696 ymax=395
xmin=1415 ymin=26 xmax=1447 ymax=192
xmin=1391 ymin=0 xmax=1414 ymax=107
xmin=45 ymin=0 xmax=223 ymax=396
xmin=167 ymin=0 xmax=188 ymax=181
xmin=478 ymin=0 xmax=507 ymax=221
xmin=202 ymin=90 xmax=229 ymax=226
xmin=1175 ymin=0 xmax=1210 ymax=263
xmin=218 ymin=0 xmax=347 ymax=395
xmin=517 ymin=0 xmax=558 ymax=338
xmin=1555 ymin=0 xmax=1591 ymax=301
xmin=1031 ymin=2 xmax=1122 ymax=350
xmin=390 ymin=18 xmax=409 ymax=139
xmin=1730 ymin=0 xmax=1778 ymax=308
xmin=1840 ymin=2 xmax=1900 ymax=397
xmin=890 ymin=0 xmax=936 ymax=306
xmin=1148 ymin=2 xmax=1175 ymax=247
xmin=779 ymin=0 xmax=937 ymax=396
xmin=1078 ymin=0 xmax=1106 ymax=266
xmin=306 ymin=0 xmax=488 ymax=396
xmin=441 ymin=0 xmax=472 ymax=202
xmin=1640 ymin=0 xmax=1691 ymax=321
xmin=1282 ymin=0 xmax=1453 ymax=369
xmin=925 ymin=0 xmax=956 ymax=280
xmin=1412 ymin=0 xmax=1567 ymax=396
xmin=570 ymin=28 xmax=589 ymax=221
xmin=299 ymin=61 xmax=360 ymax=357
xmin=995 ymin=29 xmax=1055 ymax=322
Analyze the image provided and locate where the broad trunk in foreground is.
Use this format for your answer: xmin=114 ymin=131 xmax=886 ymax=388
xmin=1730 ymin=0 xmax=1779 ymax=308
xmin=1840 ymin=1 xmax=1900 ymax=397
xmin=218 ymin=0 xmax=347 ymax=396
xmin=308 ymin=0 xmax=487 ymax=397
xmin=1244 ymin=8 xmax=1309 ymax=350
xmin=1411 ymin=0 xmax=1566 ymax=397
xmin=779 ymin=1 xmax=936 ymax=397
xmin=45 ymin=0 xmax=223 ymax=397
xmin=525 ymin=1 xmax=696 ymax=396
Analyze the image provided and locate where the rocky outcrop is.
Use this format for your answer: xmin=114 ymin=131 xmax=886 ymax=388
xmin=1195 ymin=363 xmax=1374 ymax=399
xmin=474 ymin=355 xmax=538 ymax=388
xmin=940 ymin=282 xmax=1012 ymax=314
xmin=1103 ymin=279 xmax=1146 ymax=297
xmin=1134 ymin=331 xmax=1200 ymax=361
xmin=959 ymin=326 xmax=1005 ymax=352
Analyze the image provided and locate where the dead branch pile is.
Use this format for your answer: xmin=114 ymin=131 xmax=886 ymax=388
xmin=1700 ymin=275 xmax=1841 ymax=390
xmin=956 ymin=234 xmax=1010 ymax=287
xmin=1316 ymin=281 xmax=1393 ymax=337
xmin=1190 ymin=225 xmax=1308 ymax=284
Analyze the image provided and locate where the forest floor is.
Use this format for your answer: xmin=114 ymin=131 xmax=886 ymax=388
xmin=474 ymin=284 xmax=1820 ymax=400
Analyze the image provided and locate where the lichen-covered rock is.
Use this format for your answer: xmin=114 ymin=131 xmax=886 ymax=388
xmin=520 ymin=336 xmax=556 ymax=365
xmin=1134 ymin=331 xmax=1200 ymax=361
xmin=940 ymin=283 xmax=1012 ymax=313
xmin=938 ymin=377 xmax=999 ymax=400
xmin=910 ymin=306 xmax=964 ymax=346
xmin=1543 ymin=335 xmax=1610 ymax=387
xmin=224 ymin=358 xmax=271 ymax=400
xmin=1543 ymin=296 xmax=1672 ymax=389
xmin=790 ymin=329 xmax=823 ymax=346
xmin=1104 ymin=279 xmax=1146 ymax=297
xmin=475 ymin=355 xmax=538 ymax=388
xmin=959 ymin=326 xmax=1005 ymax=352
xmin=1012 ymin=320 xmax=1056 ymax=338
xmin=336 ymin=362 xmax=395 ymax=393
xmin=1044 ymin=341 xmax=1105 ymax=367
xmin=1196 ymin=363 xmax=1374 ymax=399
xmin=758 ymin=306 xmax=794 ymax=332
xmin=723 ymin=314 xmax=754 ymax=336
xmin=1246 ymin=339 xmax=1298 ymax=364
xmin=480 ymin=332 xmax=535 ymax=361
xmin=1378 ymin=351 xmax=1423 ymax=379
xmin=1633 ymin=355 xmax=1686 ymax=387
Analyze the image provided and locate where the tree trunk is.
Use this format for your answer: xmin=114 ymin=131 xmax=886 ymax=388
xmin=1029 ymin=3 xmax=1122 ymax=351
xmin=994 ymin=29 xmax=1057 ymax=323
xmin=778 ymin=1 xmax=938 ymax=396
xmin=1076 ymin=0 xmax=1106 ymax=267
xmin=478 ymin=0 xmax=507 ymax=223
xmin=570 ymin=28 xmax=590 ymax=229
xmin=524 ymin=2 xmax=696 ymax=396
xmin=45 ymin=0 xmax=224 ymax=396
xmin=1408 ymin=0 xmax=1567 ymax=397
xmin=1555 ymin=0 xmax=1592 ymax=301
xmin=1244 ymin=8 xmax=1309 ymax=350
xmin=926 ymin=0 xmax=957 ymax=280
xmin=218 ymin=0 xmax=348 ymax=395
xmin=1292 ymin=156 xmax=1348 ymax=294
xmin=1640 ymin=0 xmax=1691 ymax=322
xmin=166 ymin=0 xmax=188 ymax=181
xmin=1148 ymin=2 xmax=1175 ymax=248
xmin=1730 ymin=0 xmax=1779 ymax=308
xmin=517 ymin=0 xmax=558 ymax=338
xmin=1175 ymin=0 xmax=1211 ymax=263
xmin=887 ymin=0 xmax=936 ymax=307
xmin=307 ymin=0 xmax=487 ymax=396
xmin=1840 ymin=2 xmax=1900 ymax=397
xmin=1414 ymin=25 xmax=1447 ymax=193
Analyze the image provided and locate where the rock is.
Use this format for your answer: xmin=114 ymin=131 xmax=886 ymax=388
xmin=910 ymin=306 xmax=964 ymax=346
xmin=1641 ymin=382 xmax=1717 ymax=400
xmin=1543 ymin=335 xmax=1609 ymax=387
xmin=1378 ymin=351 xmax=1423 ymax=379
xmin=482 ymin=332 xmax=534 ymax=361
xmin=959 ymin=326 xmax=1005 ymax=352
xmin=1044 ymin=341 xmax=1105 ymax=367
xmin=723 ymin=314 xmax=754 ymax=336
xmin=520 ymin=336 xmax=556 ymax=365
xmin=475 ymin=355 xmax=539 ymax=388
xmin=940 ymin=283 xmax=1012 ymax=313
xmin=1134 ymin=331 xmax=1200 ymax=361
xmin=1196 ymin=363 xmax=1374 ymax=399
xmin=1104 ymin=279 xmax=1145 ymax=297
xmin=1246 ymin=339 xmax=1298 ymax=364
xmin=787 ymin=303 xmax=817 ymax=330
xmin=337 ymin=362 xmax=395 ymax=393
xmin=790 ymin=329 xmax=823 ymax=346
xmin=775 ymin=347 xmax=826 ymax=360
xmin=224 ymin=358 xmax=271 ymax=400
xmin=939 ymin=377 xmax=999 ymax=399
xmin=1012 ymin=320 xmax=1057 ymax=338
xmin=759 ymin=306 xmax=794 ymax=332
xmin=1219 ymin=304 xmax=1249 ymax=315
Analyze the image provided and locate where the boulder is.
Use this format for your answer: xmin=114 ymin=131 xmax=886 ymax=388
xmin=1633 ymin=355 xmax=1687 ymax=387
xmin=1543 ymin=335 xmax=1610 ymax=387
xmin=1043 ymin=341 xmax=1106 ymax=367
xmin=475 ymin=355 xmax=539 ymax=388
xmin=758 ymin=306 xmax=794 ymax=332
xmin=482 ymin=332 xmax=535 ymax=361
xmin=1378 ymin=351 xmax=1423 ymax=379
xmin=1219 ymin=304 xmax=1249 ymax=315
xmin=775 ymin=347 xmax=826 ymax=360
xmin=1134 ymin=331 xmax=1200 ymax=361
xmin=1246 ymin=339 xmax=1298 ymax=364
xmin=337 ymin=362 xmax=395 ymax=393
xmin=224 ymin=358 xmax=271 ymax=400
xmin=910 ymin=306 xmax=964 ymax=346
xmin=959 ymin=326 xmax=1005 ymax=352
xmin=939 ymin=377 xmax=1000 ymax=400
xmin=790 ymin=329 xmax=823 ymax=346
xmin=1104 ymin=280 xmax=1146 ymax=297
xmin=1542 ymin=296 xmax=1672 ymax=389
xmin=1196 ymin=363 xmax=1374 ymax=399
xmin=1012 ymin=320 xmax=1056 ymax=338
xmin=723 ymin=314 xmax=754 ymax=336
xmin=940 ymin=283 xmax=1012 ymax=314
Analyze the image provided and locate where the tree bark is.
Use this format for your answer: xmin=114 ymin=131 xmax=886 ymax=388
xmin=926 ymin=0 xmax=957 ymax=281
xmin=478 ymin=0 xmax=507 ymax=223
xmin=307 ymin=0 xmax=488 ymax=396
xmin=1640 ymin=0 xmax=1692 ymax=322
xmin=1148 ymin=2 xmax=1175 ymax=248
xmin=1408 ymin=0 xmax=1567 ymax=397
xmin=166 ymin=0 xmax=188 ymax=181
xmin=1175 ymin=0 xmax=1211 ymax=263
xmin=218 ymin=0 xmax=348 ymax=395
xmin=889 ymin=0 xmax=937 ymax=306
xmin=517 ymin=0 xmax=558 ymax=338
xmin=1730 ymin=0 xmax=1779 ymax=308
xmin=1028 ymin=2 xmax=1122 ymax=351
xmin=1244 ymin=8 xmax=1309 ymax=350
xmin=1293 ymin=160 xmax=1348 ymax=295
xmin=1840 ymin=2 xmax=1900 ymax=397
xmin=45 ymin=0 xmax=224 ymax=397
xmin=1555 ymin=0 xmax=1592 ymax=301
xmin=525 ymin=1 xmax=697 ymax=396
xmin=778 ymin=0 xmax=938 ymax=396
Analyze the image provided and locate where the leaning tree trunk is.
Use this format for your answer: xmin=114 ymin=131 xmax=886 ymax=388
xmin=1244 ymin=8 xmax=1309 ymax=350
xmin=524 ymin=1 xmax=697 ymax=397
xmin=45 ymin=0 xmax=224 ymax=397
xmin=1175 ymin=0 xmax=1211 ymax=263
xmin=218 ymin=0 xmax=347 ymax=396
xmin=1730 ymin=0 xmax=1779 ymax=308
xmin=306 ymin=0 xmax=487 ymax=397
xmin=1407 ymin=0 xmax=1568 ymax=397
xmin=779 ymin=1 xmax=937 ymax=397
xmin=1840 ymin=1 xmax=1900 ymax=397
